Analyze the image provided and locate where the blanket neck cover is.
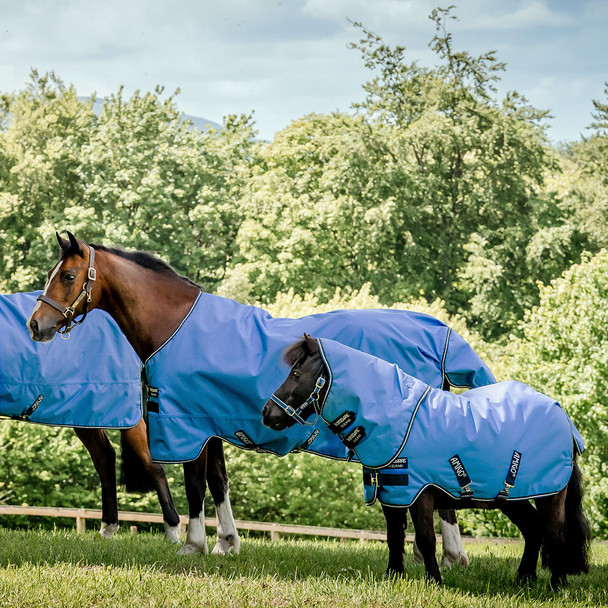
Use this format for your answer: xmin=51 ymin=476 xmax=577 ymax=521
xmin=315 ymin=338 xmax=584 ymax=504
xmin=0 ymin=292 xmax=142 ymax=428
xmin=144 ymin=291 xmax=495 ymax=463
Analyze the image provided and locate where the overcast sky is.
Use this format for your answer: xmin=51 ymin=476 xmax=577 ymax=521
xmin=1 ymin=0 xmax=606 ymax=143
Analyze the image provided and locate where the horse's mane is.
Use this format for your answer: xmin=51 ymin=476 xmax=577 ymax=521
xmin=90 ymin=244 xmax=199 ymax=288
xmin=283 ymin=337 xmax=326 ymax=378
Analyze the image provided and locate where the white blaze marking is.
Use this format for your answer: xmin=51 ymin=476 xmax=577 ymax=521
xmin=26 ymin=260 xmax=63 ymax=339
xmin=212 ymin=489 xmax=240 ymax=555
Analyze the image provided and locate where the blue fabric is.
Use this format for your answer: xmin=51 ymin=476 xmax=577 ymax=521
xmin=145 ymin=291 xmax=495 ymax=462
xmin=317 ymin=338 xmax=584 ymax=505
xmin=0 ymin=292 xmax=142 ymax=428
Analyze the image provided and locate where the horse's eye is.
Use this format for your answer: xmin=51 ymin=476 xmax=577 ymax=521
xmin=64 ymin=274 xmax=76 ymax=283
xmin=293 ymin=370 xmax=302 ymax=379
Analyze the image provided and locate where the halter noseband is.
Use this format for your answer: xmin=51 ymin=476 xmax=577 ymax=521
xmin=269 ymin=375 xmax=326 ymax=426
xmin=37 ymin=246 xmax=97 ymax=339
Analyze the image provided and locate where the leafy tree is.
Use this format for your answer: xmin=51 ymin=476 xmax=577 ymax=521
xmin=228 ymin=8 xmax=561 ymax=338
xmin=502 ymin=250 xmax=608 ymax=536
xmin=77 ymin=89 xmax=258 ymax=289
xmin=0 ymin=71 xmax=95 ymax=292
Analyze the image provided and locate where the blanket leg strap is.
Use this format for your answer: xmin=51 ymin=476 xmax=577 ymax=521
xmin=496 ymin=450 xmax=522 ymax=500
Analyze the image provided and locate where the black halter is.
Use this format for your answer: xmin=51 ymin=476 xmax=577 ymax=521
xmin=37 ymin=246 xmax=97 ymax=338
xmin=268 ymin=375 xmax=326 ymax=426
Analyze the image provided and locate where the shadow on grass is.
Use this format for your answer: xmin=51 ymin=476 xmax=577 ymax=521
xmin=0 ymin=528 xmax=605 ymax=604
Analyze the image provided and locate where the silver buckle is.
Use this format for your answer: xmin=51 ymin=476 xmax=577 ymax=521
xmin=88 ymin=268 xmax=97 ymax=281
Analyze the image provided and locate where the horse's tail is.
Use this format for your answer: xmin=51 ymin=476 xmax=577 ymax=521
xmin=120 ymin=433 xmax=157 ymax=493
xmin=542 ymin=452 xmax=590 ymax=575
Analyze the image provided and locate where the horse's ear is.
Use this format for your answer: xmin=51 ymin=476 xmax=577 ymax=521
xmin=56 ymin=231 xmax=70 ymax=252
xmin=66 ymin=231 xmax=84 ymax=257
xmin=304 ymin=333 xmax=319 ymax=354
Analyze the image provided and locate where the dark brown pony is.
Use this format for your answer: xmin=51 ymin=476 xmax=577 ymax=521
xmin=264 ymin=336 xmax=591 ymax=587
xmin=28 ymin=232 xmax=239 ymax=555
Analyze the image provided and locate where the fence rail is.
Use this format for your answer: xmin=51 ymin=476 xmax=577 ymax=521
xmin=0 ymin=504 xmax=524 ymax=544
xmin=0 ymin=504 xmax=390 ymax=542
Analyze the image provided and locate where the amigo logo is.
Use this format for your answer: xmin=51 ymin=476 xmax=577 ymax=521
xmin=506 ymin=450 xmax=522 ymax=486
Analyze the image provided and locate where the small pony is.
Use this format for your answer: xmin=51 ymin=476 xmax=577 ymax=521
xmin=263 ymin=335 xmax=590 ymax=586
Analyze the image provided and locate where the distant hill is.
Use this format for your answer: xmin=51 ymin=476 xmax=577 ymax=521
xmin=79 ymin=97 xmax=223 ymax=132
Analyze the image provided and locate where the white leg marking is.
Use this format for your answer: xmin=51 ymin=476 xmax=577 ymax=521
xmin=440 ymin=520 xmax=469 ymax=568
xmin=99 ymin=522 xmax=119 ymax=538
xmin=164 ymin=522 xmax=181 ymax=544
xmin=178 ymin=507 xmax=209 ymax=555
xmin=412 ymin=538 xmax=424 ymax=563
xmin=211 ymin=489 xmax=240 ymax=555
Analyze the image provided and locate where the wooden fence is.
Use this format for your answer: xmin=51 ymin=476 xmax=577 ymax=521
xmin=0 ymin=504 xmax=390 ymax=542
xmin=0 ymin=504 xmax=525 ymax=544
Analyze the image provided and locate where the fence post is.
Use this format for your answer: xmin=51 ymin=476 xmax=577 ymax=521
xmin=75 ymin=510 xmax=86 ymax=534
xmin=270 ymin=525 xmax=280 ymax=542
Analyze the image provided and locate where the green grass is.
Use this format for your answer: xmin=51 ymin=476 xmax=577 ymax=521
xmin=0 ymin=528 xmax=606 ymax=607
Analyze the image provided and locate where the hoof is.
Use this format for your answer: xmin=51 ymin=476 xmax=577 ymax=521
xmin=211 ymin=533 xmax=241 ymax=555
xmin=99 ymin=522 xmax=119 ymax=538
xmin=442 ymin=550 xmax=470 ymax=568
xmin=178 ymin=541 xmax=209 ymax=555
xmin=164 ymin=523 xmax=181 ymax=544
xmin=516 ymin=571 xmax=537 ymax=586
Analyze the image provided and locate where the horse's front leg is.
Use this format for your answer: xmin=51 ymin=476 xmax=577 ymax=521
xmin=73 ymin=428 xmax=119 ymax=538
xmin=410 ymin=491 xmax=441 ymax=583
xmin=180 ymin=448 xmax=210 ymax=554
xmin=205 ymin=437 xmax=241 ymax=555
xmin=381 ymin=504 xmax=407 ymax=576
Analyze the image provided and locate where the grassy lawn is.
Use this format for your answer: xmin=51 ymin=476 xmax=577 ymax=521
xmin=0 ymin=528 xmax=605 ymax=607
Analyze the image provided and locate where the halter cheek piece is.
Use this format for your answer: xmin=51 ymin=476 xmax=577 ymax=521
xmin=36 ymin=246 xmax=97 ymax=339
xmin=269 ymin=375 xmax=326 ymax=426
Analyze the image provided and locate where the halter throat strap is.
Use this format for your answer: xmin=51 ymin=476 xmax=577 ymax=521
xmin=269 ymin=375 xmax=326 ymax=426
xmin=37 ymin=246 xmax=97 ymax=338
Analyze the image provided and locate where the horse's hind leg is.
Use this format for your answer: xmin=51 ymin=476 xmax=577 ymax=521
xmin=499 ymin=500 xmax=543 ymax=583
xmin=74 ymin=428 xmax=119 ymax=537
xmin=382 ymin=504 xmax=407 ymax=576
xmin=536 ymin=489 xmax=569 ymax=587
xmin=121 ymin=420 xmax=181 ymax=542
xmin=180 ymin=447 xmax=210 ymax=554
xmin=437 ymin=509 xmax=469 ymax=567
xmin=410 ymin=492 xmax=442 ymax=583
xmin=206 ymin=437 xmax=241 ymax=555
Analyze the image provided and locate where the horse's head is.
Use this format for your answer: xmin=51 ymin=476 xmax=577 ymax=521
xmin=262 ymin=334 xmax=328 ymax=431
xmin=28 ymin=231 xmax=98 ymax=342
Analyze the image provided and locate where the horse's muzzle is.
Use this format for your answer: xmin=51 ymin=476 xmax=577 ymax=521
xmin=28 ymin=318 xmax=57 ymax=342
xmin=262 ymin=400 xmax=289 ymax=431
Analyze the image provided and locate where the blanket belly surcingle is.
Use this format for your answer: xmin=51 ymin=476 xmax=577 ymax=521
xmin=315 ymin=338 xmax=584 ymax=505
xmin=144 ymin=291 xmax=496 ymax=463
xmin=0 ymin=292 xmax=142 ymax=428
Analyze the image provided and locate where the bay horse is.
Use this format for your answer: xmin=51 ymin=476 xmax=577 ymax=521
xmin=263 ymin=335 xmax=591 ymax=586
xmin=28 ymin=231 xmax=493 ymax=562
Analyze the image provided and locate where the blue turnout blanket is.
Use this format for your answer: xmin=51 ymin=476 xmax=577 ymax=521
xmin=314 ymin=338 xmax=584 ymax=504
xmin=0 ymin=292 xmax=142 ymax=428
xmin=144 ymin=291 xmax=496 ymax=462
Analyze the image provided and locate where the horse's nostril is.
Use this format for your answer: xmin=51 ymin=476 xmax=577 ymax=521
xmin=30 ymin=319 xmax=39 ymax=335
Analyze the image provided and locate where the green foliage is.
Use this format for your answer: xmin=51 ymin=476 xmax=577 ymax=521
xmin=0 ymin=72 xmax=258 ymax=293
xmin=227 ymin=9 xmax=565 ymax=339
xmin=498 ymin=250 xmax=608 ymax=536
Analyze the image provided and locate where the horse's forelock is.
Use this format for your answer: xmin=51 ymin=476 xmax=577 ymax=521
xmin=283 ymin=339 xmax=308 ymax=366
